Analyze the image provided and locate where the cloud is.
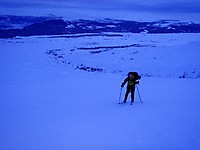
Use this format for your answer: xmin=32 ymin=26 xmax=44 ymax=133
xmin=152 ymin=2 xmax=200 ymax=13
xmin=0 ymin=0 xmax=200 ymax=14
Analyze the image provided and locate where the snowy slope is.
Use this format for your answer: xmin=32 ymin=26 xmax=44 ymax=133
xmin=0 ymin=33 xmax=200 ymax=150
xmin=44 ymin=33 xmax=200 ymax=78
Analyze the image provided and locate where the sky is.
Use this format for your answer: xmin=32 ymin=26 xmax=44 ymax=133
xmin=0 ymin=0 xmax=200 ymax=21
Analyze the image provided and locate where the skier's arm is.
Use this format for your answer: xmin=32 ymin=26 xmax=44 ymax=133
xmin=135 ymin=75 xmax=141 ymax=84
xmin=121 ymin=77 xmax=128 ymax=87
xmin=135 ymin=80 xmax=140 ymax=84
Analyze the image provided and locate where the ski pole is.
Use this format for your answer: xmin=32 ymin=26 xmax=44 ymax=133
xmin=118 ymin=87 xmax=123 ymax=104
xmin=136 ymin=85 xmax=143 ymax=103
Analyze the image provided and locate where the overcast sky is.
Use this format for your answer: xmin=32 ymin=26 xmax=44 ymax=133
xmin=0 ymin=0 xmax=200 ymax=21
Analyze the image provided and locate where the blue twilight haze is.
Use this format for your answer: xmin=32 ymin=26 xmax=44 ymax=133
xmin=0 ymin=0 xmax=200 ymax=21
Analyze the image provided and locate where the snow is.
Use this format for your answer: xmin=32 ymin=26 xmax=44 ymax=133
xmin=0 ymin=33 xmax=200 ymax=149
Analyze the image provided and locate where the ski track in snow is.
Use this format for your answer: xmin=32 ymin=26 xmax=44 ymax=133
xmin=0 ymin=33 xmax=200 ymax=150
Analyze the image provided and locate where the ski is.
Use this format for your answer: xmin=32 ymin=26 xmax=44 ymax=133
xmin=118 ymin=102 xmax=125 ymax=104
xmin=118 ymin=102 xmax=134 ymax=105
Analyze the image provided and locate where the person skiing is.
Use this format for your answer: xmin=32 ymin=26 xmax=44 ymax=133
xmin=121 ymin=72 xmax=141 ymax=104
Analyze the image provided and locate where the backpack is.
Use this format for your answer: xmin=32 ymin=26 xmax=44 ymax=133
xmin=128 ymin=72 xmax=141 ymax=80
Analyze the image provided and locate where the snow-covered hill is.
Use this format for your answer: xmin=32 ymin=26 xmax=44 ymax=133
xmin=0 ymin=32 xmax=200 ymax=149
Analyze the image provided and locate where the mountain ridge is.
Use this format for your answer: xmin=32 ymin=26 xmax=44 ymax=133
xmin=1 ymin=15 xmax=200 ymax=38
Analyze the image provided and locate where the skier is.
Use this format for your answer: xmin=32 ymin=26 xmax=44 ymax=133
xmin=121 ymin=72 xmax=141 ymax=104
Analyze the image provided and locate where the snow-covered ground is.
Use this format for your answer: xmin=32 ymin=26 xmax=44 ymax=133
xmin=0 ymin=33 xmax=200 ymax=149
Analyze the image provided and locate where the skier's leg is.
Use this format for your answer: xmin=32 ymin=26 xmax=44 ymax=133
xmin=124 ymin=87 xmax=130 ymax=103
xmin=131 ymin=86 xmax=135 ymax=103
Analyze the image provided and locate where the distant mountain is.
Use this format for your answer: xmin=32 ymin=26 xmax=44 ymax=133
xmin=0 ymin=15 xmax=61 ymax=30
xmin=0 ymin=15 xmax=200 ymax=38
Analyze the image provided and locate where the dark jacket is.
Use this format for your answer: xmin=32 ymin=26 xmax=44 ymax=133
xmin=121 ymin=72 xmax=141 ymax=87
xmin=121 ymin=76 xmax=138 ymax=87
